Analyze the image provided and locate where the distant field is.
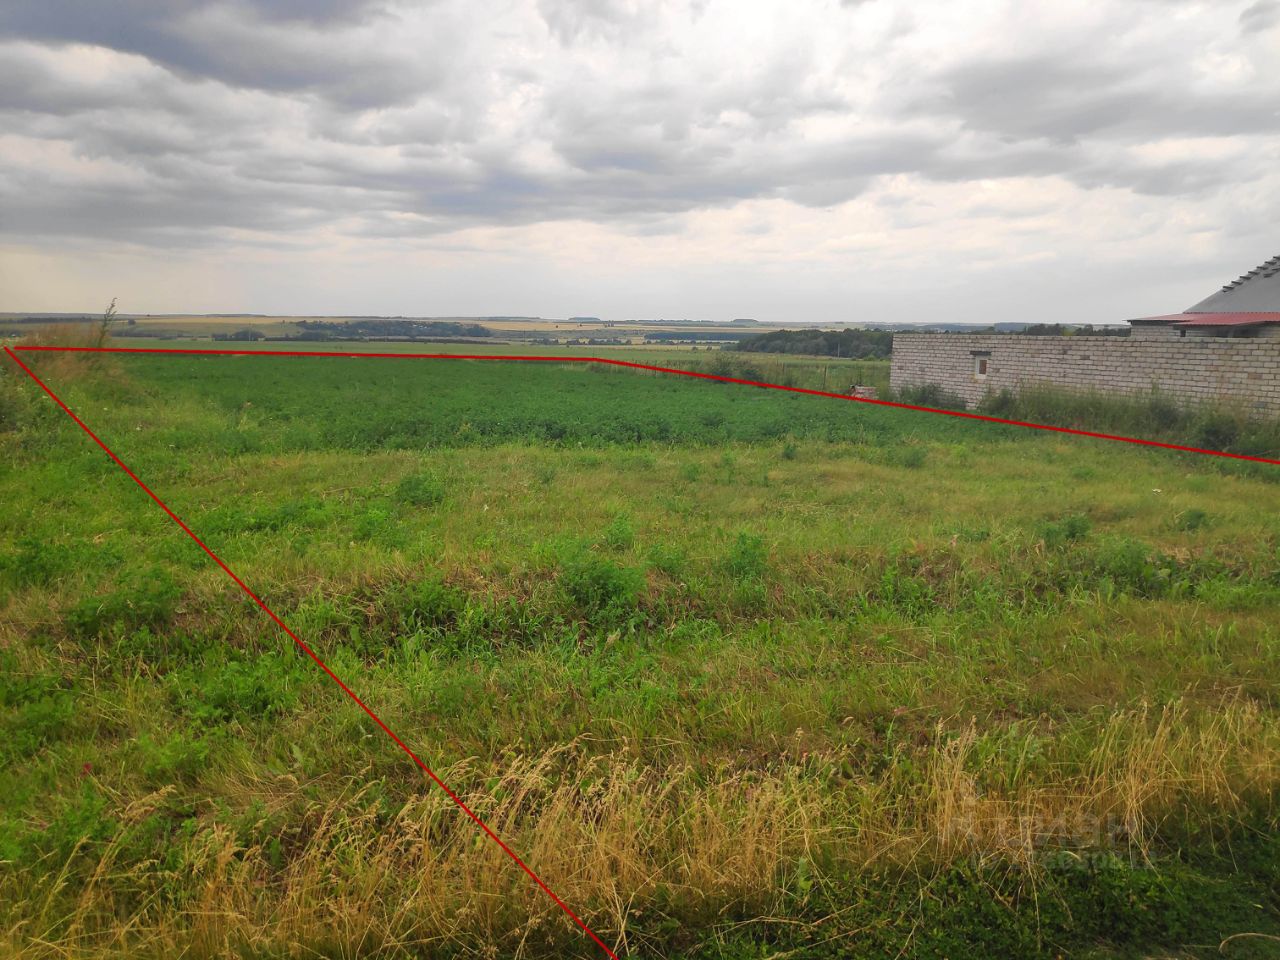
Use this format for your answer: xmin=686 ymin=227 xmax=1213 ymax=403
xmin=2 ymin=347 xmax=1279 ymax=958
xmin=0 ymin=315 xmax=308 ymax=339
xmin=235 ymin=340 xmax=889 ymax=393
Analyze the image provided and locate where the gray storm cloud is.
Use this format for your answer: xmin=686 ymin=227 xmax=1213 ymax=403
xmin=0 ymin=0 xmax=1277 ymax=321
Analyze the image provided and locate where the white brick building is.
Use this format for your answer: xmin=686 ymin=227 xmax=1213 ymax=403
xmin=890 ymin=255 xmax=1280 ymax=414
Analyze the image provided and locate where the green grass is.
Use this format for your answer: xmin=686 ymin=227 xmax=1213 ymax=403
xmin=79 ymin=349 xmax=894 ymax=452
xmin=1 ymin=347 xmax=1279 ymax=959
xmin=82 ymin=337 xmax=892 ymax=394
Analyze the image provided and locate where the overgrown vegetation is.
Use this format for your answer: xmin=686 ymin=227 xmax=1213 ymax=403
xmin=2 ymin=348 xmax=1279 ymax=959
xmin=891 ymin=382 xmax=971 ymax=410
xmin=980 ymin=384 xmax=1280 ymax=459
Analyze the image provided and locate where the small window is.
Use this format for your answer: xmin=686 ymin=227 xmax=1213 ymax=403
xmin=973 ymin=356 xmax=988 ymax=379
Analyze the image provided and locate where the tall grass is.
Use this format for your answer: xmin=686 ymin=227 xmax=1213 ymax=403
xmin=980 ymin=384 xmax=1280 ymax=458
xmin=2 ymin=701 xmax=1275 ymax=958
xmin=10 ymin=307 xmax=123 ymax=383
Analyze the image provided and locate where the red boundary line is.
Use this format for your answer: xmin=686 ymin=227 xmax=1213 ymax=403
xmin=2 ymin=345 xmax=621 ymax=960
xmin=3 ymin=342 xmax=1278 ymax=957
xmin=13 ymin=343 xmax=1280 ymax=466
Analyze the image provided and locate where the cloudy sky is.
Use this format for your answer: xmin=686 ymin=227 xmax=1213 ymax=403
xmin=1 ymin=0 xmax=1277 ymax=324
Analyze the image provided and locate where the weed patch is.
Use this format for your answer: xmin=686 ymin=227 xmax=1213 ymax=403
xmin=65 ymin=567 xmax=181 ymax=638
xmin=395 ymin=470 xmax=447 ymax=507
xmin=601 ymin=513 xmax=636 ymax=551
xmin=722 ymin=532 xmax=768 ymax=581
xmin=558 ymin=552 xmax=644 ymax=624
xmin=1036 ymin=513 xmax=1091 ymax=549
xmin=173 ymin=652 xmax=304 ymax=726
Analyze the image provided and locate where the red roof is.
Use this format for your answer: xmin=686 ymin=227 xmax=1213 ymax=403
xmin=1129 ymin=313 xmax=1192 ymax=323
xmin=1130 ymin=312 xmax=1280 ymax=327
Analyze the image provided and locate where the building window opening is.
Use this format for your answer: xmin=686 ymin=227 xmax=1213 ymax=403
xmin=972 ymin=354 xmax=989 ymax=379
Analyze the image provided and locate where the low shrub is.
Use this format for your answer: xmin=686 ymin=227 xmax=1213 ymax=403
xmin=351 ymin=505 xmax=406 ymax=547
xmin=393 ymin=577 xmax=467 ymax=633
xmin=601 ymin=513 xmax=635 ymax=551
xmin=1037 ymin=513 xmax=1091 ymax=549
xmin=559 ymin=553 xmax=643 ymax=621
xmin=116 ymin=627 xmax=206 ymax=668
xmin=395 ymin=471 xmax=447 ymax=507
xmin=0 ymin=536 xmax=77 ymax=588
xmin=647 ymin=542 xmax=688 ymax=577
xmin=15 ymin=784 xmax=118 ymax=867
xmin=176 ymin=652 xmax=302 ymax=726
xmin=1176 ymin=508 xmax=1211 ymax=532
xmin=1 ymin=689 xmax=75 ymax=764
xmin=722 ymin=532 xmax=767 ymax=581
xmin=889 ymin=445 xmax=928 ymax=469
xmin=895 ymin=383 xmax=969 ymax=411
xmin=869 ymin=563 xmax=936 ymax=616
xmin=138 ymin=731 xmax=212 ymax=782
xmin=1192 ymin=411 xmax=1242 ymax=451
xmin=1085 ymin=537 xmax=1182 ymax=598
xmin=65 ymin=568 xmax=181 ymax=639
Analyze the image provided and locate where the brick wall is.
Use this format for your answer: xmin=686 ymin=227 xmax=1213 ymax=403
xmin=1128 ymin=324 xmax=1180 ymax=340
xmin=889 ymin=333 xmax=1280 ymax=414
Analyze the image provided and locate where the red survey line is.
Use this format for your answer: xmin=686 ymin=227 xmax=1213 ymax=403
xmin=14 ymin=343 xmax=1280 ymax=466
xmin=2 ymin=346 xmax=621 ymax=960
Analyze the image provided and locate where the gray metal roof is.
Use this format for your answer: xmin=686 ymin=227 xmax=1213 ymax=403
xmin=1187 ymin=254 xmax=1280 ymax=312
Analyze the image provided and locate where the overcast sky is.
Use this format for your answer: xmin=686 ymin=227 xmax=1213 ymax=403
xmin=1 ymin=0 xmax=1277 ymax=324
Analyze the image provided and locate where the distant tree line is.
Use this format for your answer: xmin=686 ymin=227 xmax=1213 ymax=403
xmin=292 ymin=319 xmax=493 ymax=340
xmin=211 ymin=328 xmax=266 ymax=341
xmin=1013 ymin=323 xmax=1128 ymax=337
xmin=643 ymin=331 xmax=743 ymax=342
xmin=733 ymin=328 xmax=893 ymax=359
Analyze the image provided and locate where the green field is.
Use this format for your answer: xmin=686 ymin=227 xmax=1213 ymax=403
xmin=2 ymin=347 xmax=1280 ymax=959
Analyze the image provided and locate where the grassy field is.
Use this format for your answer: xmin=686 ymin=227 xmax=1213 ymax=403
xmin=2 ymin=333 xmax=893 ymax=396
xmin=2 ymin=345 xmax=1280 ymax=959
xmin=133 ymin=339 xmax=893 ymax=395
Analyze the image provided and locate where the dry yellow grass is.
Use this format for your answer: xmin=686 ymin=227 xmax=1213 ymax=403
xmin=11 ymin=324 xmax=120 ymax=381
xmin=3 ymin=700 xmax=1275 ymax=959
